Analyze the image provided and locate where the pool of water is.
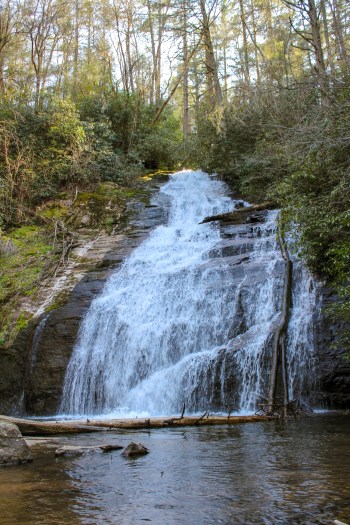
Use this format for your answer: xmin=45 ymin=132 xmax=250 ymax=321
xmin=1 ymin=414 xmax=349 ymax=524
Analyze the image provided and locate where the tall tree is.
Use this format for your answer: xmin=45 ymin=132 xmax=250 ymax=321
xmin=26 ymin=0 xmax=64 ymax=110
xmin=199 ymin=0 xmax=223 ymax=108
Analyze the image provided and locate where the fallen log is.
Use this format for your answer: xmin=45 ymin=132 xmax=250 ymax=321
xmin=0 ymin=415 xmax=106 ymax=435
xmin=0 ymin=414 xmax=277 ymax=436
xmin=267 ymin=213 xmax=293 ymax=416
xmin=200 ymin=202 xmax=276 ymax=225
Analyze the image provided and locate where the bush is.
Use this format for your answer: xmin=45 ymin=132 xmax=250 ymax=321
xmin=204 ymin=89 xmax=350 ymax=347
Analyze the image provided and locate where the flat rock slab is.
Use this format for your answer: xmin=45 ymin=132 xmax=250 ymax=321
xmin=121 ymin=442 xmax=149 ymax=458
xmin=25 ymin=437 xmax=61 ymax=447
xmin=55 ymin=444 xmax=124 ymax=457
xmin=0 ymin=422 xmax=32 ymax=466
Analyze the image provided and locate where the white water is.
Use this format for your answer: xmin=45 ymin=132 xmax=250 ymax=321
xmin=60 ymin=170 xmax=316 ymax=417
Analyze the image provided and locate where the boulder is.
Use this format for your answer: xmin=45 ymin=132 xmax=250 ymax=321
xmin=0 ymin=422 xmax=32 ymax=466
xmin=121 ymin=442 xmax=149 ymax=458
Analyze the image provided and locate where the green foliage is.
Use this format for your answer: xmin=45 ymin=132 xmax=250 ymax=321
xmin=47 ymin=98 xmax=85 ymax=149
xmin=0 ymin=225 xmax=52 ymax=346
xmin=0 ymin=92 xmax=182 ymax=228
xmin=0 ymin=226 xmax=51 ymax=301
xmin=204 ymin=91 xmax=350 ymax=350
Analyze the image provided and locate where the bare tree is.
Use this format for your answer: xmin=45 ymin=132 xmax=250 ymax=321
xmin=0 ymin=0 xmax=20 ymax=93
xmin=199 ymin=0 xmax=222 ymax=108
xmin=26 ymin=0 xmax=65 ymax=110
xmin=283 ymin=0 xmax=329 ymax=100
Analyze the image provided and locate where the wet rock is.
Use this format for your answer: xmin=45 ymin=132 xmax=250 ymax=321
xmin=313 ymin=286 xmax=350 ymax=409
xmin=0 ymin=422 xmax=32 ymax=466
xmin=121 ymin=442 xmax=149 ymax=458
xmin=1 ymin=175 xmax=349 ymax=416
xmin=0 ymin=177 xmax=168 ymax=417
xmin=55 ymin=444 xmax=124 ymax=457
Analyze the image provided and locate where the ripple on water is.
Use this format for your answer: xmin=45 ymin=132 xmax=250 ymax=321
xmin=0 ymin=415 xmax=349 ymax=525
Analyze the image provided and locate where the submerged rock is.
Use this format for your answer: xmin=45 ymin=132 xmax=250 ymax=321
xmin=55 ymin=444 xmax=124 ymax=457
xmin=0 ymin=422 xmax=32 ymax=466
xmin=121 ymin=442 xmax=149 ymax=458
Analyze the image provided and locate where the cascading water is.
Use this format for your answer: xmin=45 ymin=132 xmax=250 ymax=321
xmin=60 ymin=170 xmax=316 ymax=417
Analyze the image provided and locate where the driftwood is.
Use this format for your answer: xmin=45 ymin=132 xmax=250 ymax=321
xmin=0 ymin=414 xmax=277 ymax=436
xmin=0 ymin=415 xmax=105 ymax=435
xmin=194 ymin=411 xmax=209 ymax=425
xmin=180 ymin=402 xmax=186 ymax=419
xmin=200 ymin=202 xmax=276 ymax=225
xmin=267 ymin=215 xmax=293 ymax=416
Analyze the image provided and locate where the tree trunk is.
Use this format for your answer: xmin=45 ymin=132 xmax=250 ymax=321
xmin=182 ymin=0 xmax=189 ymax=139
xmin=200 ymin=202 xmax=276 ymax=224
xmin=0 ymin=55 xmax=5 ymax=93
xmin=199 ymin=0 xmax=223 ymax=108
xmin=126 ymin=9 xmax=135 ymax=94
xmin=320 ymin=0 xmax=336 ymax=78
xmin=73 ymin=0 xmax=79 ymax=102
xmin=308 ymin=0 xmax=329 ymax=100
xmin=329 ymin=0 xmax=349 ymax=69
xmin=267 ymin=217 xmax=292 ymax=413
xmin=250 ymin=0 xmax=261 ymax=85
xmin=239 ymin=0 xmax=251 ymax=88
xmin=146 ymin=0 xmax=156 ymax=105
xmin=0 ymin=414 xmax=277 ymax=436
xmin=152 ymin=38 xmax=202 ymax=125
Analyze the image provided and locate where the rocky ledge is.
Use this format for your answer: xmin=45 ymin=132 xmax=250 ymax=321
xmin=0 ymin=176 xmax=169 ymax=416
xmin=0 ymin=186 xmax=348 ymax=415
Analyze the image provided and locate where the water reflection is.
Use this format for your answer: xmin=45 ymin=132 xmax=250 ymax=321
xmin=0 ymin=415 xmax=349 ymax=524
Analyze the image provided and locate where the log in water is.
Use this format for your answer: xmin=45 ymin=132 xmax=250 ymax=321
xmin=0 ymin=414 xmax=277 ymax=435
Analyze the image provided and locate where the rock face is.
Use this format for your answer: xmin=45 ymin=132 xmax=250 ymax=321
xmin=0 ymin=422 xmax=32 ymax=466
xmin=0 ymin=182 xmax=349 ymax=415
xmin=313 ymin=286 xmax=350 ymax=409
xmin=0 ymin=177 xmax=169 ymax=416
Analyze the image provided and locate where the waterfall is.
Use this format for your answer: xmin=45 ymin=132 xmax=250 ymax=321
xmin=60 ymin=170 xmax=316 ymax=417
xmin=30 ymin=313 xmax=51 ymax=373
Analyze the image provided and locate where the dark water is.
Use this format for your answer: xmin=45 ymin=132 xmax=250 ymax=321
xmin=1 ymin=415 xmax=349 ymax=525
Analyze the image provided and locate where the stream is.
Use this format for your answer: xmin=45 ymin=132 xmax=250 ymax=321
xmin=1 ymin=415 xmax=349 ymax=524
xmin=1 ymin=172 xmax=349 ymax=525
